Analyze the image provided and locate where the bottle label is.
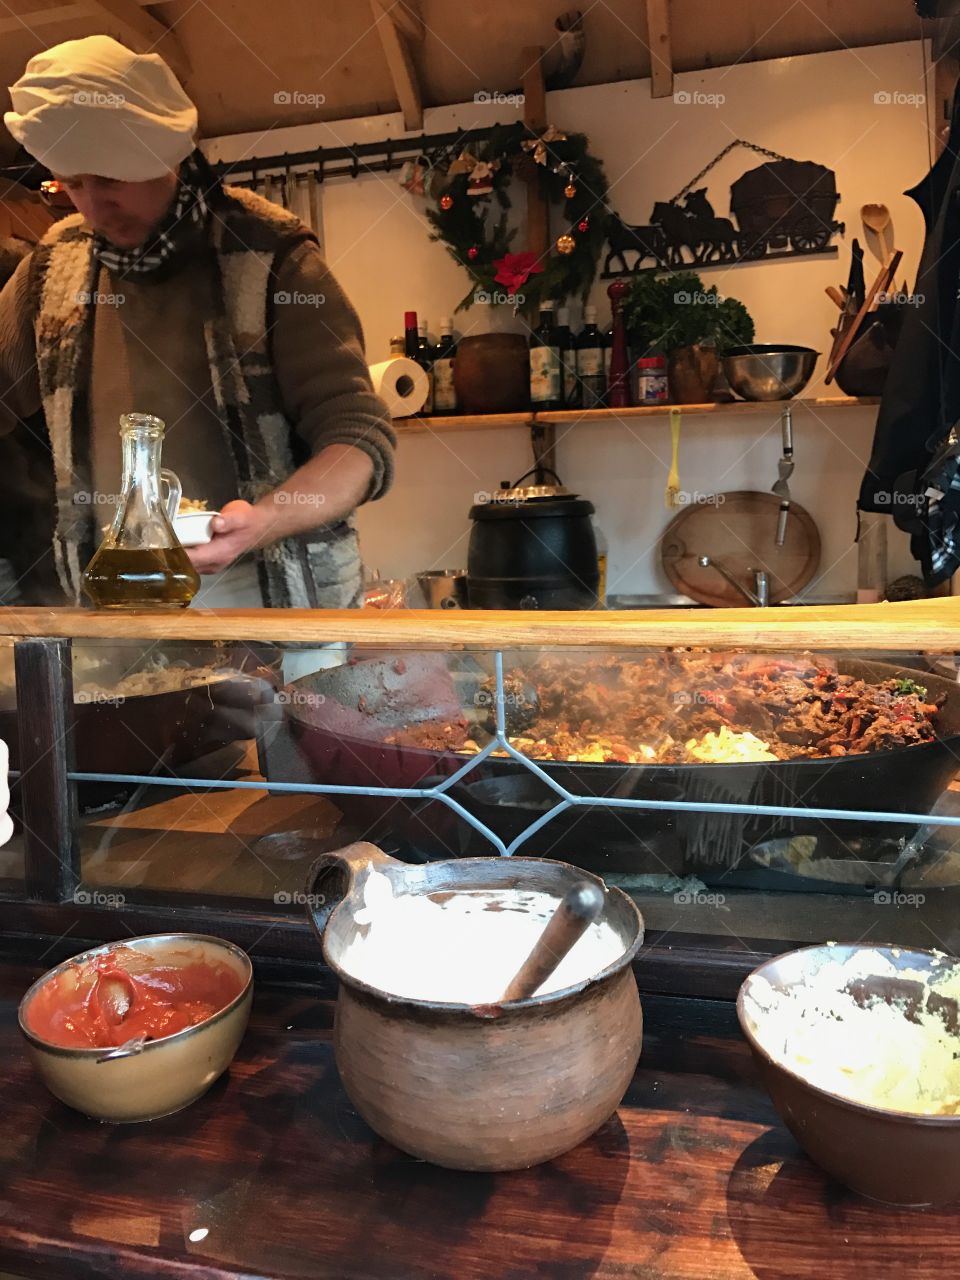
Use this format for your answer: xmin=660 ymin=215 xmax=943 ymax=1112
xmin=636 ymin=370 xmax=669 ymax=404
xmin=578 ymin=346 xmax=603 ymax=377
xmin=433 ymin=358 xmax=457 ymax=412
xmin=562 ymin=352 xmax=577 ymax=407
xmin=421 ymin=368 xmax=434 ymax=414
xmin=529 ymin=347 xmax=562 ymax=403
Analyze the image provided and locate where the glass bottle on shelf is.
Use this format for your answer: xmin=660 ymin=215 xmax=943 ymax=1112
xmin=556 ymin=306 xmax=577 ymax=409
xmin=576 ymin=305 xmax=606 ymax=409
xmin=528 ymin=301 xmax=563 ymax=411
xmin=81 ymin=413 xmax=200 ymax=609
xmin=417 ymin=320 xmax=435 ymax=415
xmin=432 ymin=317 xmax=458 ymax=415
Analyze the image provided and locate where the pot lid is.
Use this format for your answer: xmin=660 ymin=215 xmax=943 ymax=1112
xmin=494 ymin=465 xmax=573 ymax=503
xmin=498 ymin=481 xmax=573 ymax=501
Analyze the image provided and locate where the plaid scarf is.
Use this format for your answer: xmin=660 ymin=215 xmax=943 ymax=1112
xmin=91 ymin=150 xmax=216 ymax=276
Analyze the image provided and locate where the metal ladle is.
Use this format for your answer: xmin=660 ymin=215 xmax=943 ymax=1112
xmin=771 ymin=406 xmax=794 ymax=548
xmin=500 ymin=881 xmax=605 ymax=1003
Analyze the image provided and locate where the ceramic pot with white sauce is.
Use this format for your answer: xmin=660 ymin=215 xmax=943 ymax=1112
xmin=304 ymin=842 xmax=644 ymax=1172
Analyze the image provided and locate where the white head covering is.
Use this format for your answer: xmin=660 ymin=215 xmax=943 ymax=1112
xmin=5 ymin=35 xmax=197 ymax=181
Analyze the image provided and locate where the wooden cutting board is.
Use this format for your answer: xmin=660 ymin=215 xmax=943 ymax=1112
xmin=660 ymin=490 xmax=821 ymax=608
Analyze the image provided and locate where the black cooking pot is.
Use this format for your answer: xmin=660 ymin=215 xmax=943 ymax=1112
xmin=467 ymin=468 xmax=599 ymax=609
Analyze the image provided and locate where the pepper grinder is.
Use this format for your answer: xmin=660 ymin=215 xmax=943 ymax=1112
xmin=606 ymin=280 xmax=631 ymax=408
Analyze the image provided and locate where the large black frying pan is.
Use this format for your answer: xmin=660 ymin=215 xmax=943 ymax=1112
xmin=283 ymin=654 xmax=960 ymax=872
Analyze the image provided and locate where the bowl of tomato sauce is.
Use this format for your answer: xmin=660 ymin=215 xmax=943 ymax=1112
xmin=18 ymin=934 xmax=253 ymax=1122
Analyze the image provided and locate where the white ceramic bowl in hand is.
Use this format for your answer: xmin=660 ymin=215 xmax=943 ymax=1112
xmin=174 ymin=511 xmax=219 ymax=546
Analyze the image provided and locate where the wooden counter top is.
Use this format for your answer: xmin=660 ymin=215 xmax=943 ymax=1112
xmin=0 ymin=966 xmax=957 ymax=1279
xmin=0 ymin=595 xmax=957 ymax=649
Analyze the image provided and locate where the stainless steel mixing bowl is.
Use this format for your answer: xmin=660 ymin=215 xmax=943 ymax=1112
xmin=722 ymin=345 xmax=819 ymax=401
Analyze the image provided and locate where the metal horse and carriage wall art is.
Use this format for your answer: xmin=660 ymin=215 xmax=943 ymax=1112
xmin=602 ymin=140 xmax=844 ymax=277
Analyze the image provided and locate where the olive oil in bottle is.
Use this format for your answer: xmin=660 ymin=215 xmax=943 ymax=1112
xmin=81 ymin=413 xmax=201 ymax=609
xmin=82 ymin=546 xmax=200 ymax=608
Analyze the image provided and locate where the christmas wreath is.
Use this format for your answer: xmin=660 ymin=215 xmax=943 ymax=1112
xmin=424 ymin=121 xmax=609 ymax=311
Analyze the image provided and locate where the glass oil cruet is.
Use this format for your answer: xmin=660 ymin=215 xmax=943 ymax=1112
xmin=81 ymin=413 xmax=201 ymax=609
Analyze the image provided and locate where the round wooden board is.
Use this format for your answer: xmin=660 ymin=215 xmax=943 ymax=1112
xmin=659 ymin=490 xmax=821 ymax=608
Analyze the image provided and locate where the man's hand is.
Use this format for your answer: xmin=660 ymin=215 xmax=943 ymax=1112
xmin=185 ymin=446 xmax=375 ymax=576
xmin=186 ymin=500 xmax=273 ymax=575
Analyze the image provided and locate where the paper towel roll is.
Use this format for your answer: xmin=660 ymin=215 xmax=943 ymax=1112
xmin=0 ymin=739 xmax=12 ymax=849
xmin=368 ymin=357 xmax=429 ymax=417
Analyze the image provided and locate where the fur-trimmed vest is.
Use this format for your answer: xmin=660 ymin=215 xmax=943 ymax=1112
xmin=29 ymin=186 xmax=362 ymax=609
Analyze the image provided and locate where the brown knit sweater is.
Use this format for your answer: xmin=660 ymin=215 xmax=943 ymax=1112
xmin=0 ymin=231 xmax=395 ymax=598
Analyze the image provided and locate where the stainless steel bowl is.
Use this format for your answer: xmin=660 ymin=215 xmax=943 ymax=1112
xmin=722 ymin=345 xmax=819 ymax=401
xmin=416 ymin=569 xmax=467 ymax=609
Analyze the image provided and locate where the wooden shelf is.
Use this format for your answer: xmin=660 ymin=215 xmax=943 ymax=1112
xmin=0 ymin=598 xmax=956 ymax=650
xmin=397 ymin=396 xmax=880 ymax=433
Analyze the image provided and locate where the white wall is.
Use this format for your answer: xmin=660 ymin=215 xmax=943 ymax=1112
xmin=207 ymin=41 xmax=932 ymax=598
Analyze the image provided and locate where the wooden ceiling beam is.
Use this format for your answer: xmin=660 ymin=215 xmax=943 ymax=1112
xmin=386 ymin=0 xmax=424 ymax=46
xmin=645 ymin=0 xmax=674 ymax=99
xmin=0 ymin=5 xmax=89 ymax=35
xmin=371 ymin=0 xmax=423 ymax=131
xmin=0 ymin=0 xmax=181 ymax=38
xmin=82 ymin=0 xmax=190 ymax=80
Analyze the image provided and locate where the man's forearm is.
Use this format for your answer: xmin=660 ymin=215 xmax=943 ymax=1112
xmin=252 ymin=444 xmax=375 ymax=544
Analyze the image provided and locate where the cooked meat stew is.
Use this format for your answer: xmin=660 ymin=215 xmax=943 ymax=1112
xmin=387 ymin=653 xmax=944 ymax=765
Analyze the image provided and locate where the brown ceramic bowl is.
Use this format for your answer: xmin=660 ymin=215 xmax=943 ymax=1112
xmin=738 ymin=944 xmax=960 ymax=1206
xmin=19 ymin=934 xmax=253 ymax=1123
xmin=306 ymin=842 xmax=645 ymax=1172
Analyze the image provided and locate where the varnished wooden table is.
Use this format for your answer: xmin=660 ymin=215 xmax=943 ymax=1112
xmin=0 ymin=964 xmax=955 ymax=1280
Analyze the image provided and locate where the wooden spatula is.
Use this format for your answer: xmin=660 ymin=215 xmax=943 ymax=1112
xmin=501 ymin=881 xmax=605 ymax=1003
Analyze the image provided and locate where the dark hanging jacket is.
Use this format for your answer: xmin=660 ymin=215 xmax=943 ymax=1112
xmin=858 ymin=81 xmax=960 ymax=524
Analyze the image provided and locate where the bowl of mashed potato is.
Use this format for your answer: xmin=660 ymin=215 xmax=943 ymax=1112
xmin=738 ymin=943 xmax=960 ymax=1205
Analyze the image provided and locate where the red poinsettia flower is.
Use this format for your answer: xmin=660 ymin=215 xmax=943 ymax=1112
xmin=493 ymin=251 xmax=544 ymax=291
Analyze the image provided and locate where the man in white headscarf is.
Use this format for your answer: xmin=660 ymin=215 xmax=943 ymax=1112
xmin=0 ymin=35 xmax=395 ymax=608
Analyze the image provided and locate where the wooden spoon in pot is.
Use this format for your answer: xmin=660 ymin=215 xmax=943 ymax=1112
xmin=501 ymin=881 xmax=606 ymax=1003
